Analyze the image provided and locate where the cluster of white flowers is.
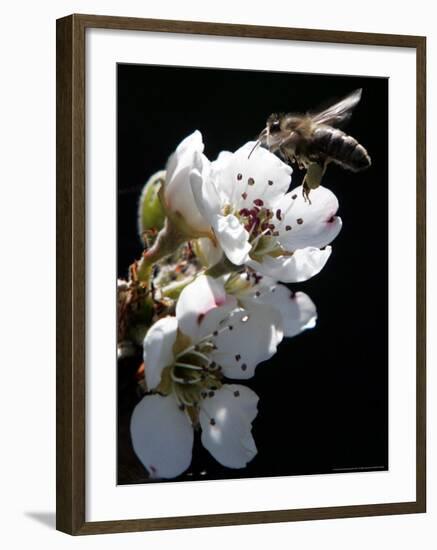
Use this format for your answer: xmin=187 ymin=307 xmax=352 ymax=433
xmin=129 ymin=131 xmax=342 ymax=479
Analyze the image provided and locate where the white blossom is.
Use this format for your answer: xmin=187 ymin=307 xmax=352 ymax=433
xmin=130 ymin=275 xmax=283 ymax=479
xmin=190 ymin=141 xmax=342 ymax=282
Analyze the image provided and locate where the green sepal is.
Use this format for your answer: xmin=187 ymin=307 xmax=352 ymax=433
xmin=137 ymin=170 xmax=166 ymax=237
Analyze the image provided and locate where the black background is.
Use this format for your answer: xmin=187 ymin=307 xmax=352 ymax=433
xmin=117 ymin=63 xmax=388 ymax=484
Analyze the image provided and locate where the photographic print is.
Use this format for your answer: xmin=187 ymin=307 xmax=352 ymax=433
xmin=116 ymin=64 xmax=389 ymax=485
xmin=56 ymin=15 xmax=425 ymax=533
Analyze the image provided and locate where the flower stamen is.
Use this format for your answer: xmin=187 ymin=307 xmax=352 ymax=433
xmin=173 ymin=362 xmax=204 ymax=370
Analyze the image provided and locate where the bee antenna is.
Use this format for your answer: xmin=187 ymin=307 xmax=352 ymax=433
xmin=248 ymin=139 xmax=261 ymax=159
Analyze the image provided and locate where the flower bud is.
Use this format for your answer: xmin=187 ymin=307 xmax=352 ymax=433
xmin=136 ymin=132 xmax=214 ymax=282
xmin=137 ymin=170 xmax=166 ymax=238
xmin=163 ymin=130 xmax=211 ymax=237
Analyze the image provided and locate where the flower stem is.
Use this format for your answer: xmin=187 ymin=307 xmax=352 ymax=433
xmin=160 ymin=276 xmax=195 ymax=300
xmin=204 ymin=256 xmax=242 ymax=278
xmin=136 ymin=220 xmax=186 ymax=282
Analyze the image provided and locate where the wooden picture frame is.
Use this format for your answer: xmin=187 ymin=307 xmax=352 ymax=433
xmin=56 ymin=13 xmax=426 ymax=535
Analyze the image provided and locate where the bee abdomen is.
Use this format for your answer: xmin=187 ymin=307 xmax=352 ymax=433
xmin=312 ymin=127 xmax=371 ymax=172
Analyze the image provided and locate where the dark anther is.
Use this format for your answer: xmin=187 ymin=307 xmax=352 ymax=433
xmin=276 ymin=209 xmax=282 ymax=221
xmin=285 ymin=225 xmax=292 ymax=231
xmin=228 ymin=325 xmax=234 ymax=331
xmin=268 ymin=180 xmax=274 ymax=186
xmin=208 ymin=391 xmax=215 ymax=397
xmin=292 ymin=194 xmax=297 ymax=200
xmin=237 ymin=173 xmax=243 ymax=181
xmin=241 ymin=363 xmax=247 ymax=371
xmin=253 ymin=198 xmax=264 ymax=207
xmin=235 ymin=354 xmax=241 ymax=361
xmin=210 ymin=418 xmax=216 ymax=426
xmin=297 ymin=218 xmax=303 ymax=225
xmin=234 ymin=390 xmax=240 ymax=397
xmin=248 ymin=177 xmax=255 ymax=186
xmin=241 ymin=192 xmax=248 ymax=200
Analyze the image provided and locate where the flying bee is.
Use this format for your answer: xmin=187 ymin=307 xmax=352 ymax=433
xmin=253 ymin=89 xmax=371 ymax=200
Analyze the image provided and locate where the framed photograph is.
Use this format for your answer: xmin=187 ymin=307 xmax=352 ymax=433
xmin=56 ymin=14 xmax=426 ymax=535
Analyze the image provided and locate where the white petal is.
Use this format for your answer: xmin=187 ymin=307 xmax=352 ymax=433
xmin=176 ymin=275 xmax=237 ymax=342
xmin=166 ymin=130 xmax=204 ymax=182
xmin=130 ymin=394 xmax=193 ymax=479
xmin=199 ymin=385 xmax=258 ymax=468
xmin=211 ymin=306 xmax=283 ymax=379
xmin=243 ymin=285 xmax=317 ymax=338
xmin=165 ymin=131 xmax=210 ymax=233
xmin=277 ymin=185 xmax=342 ymax=250
xmin=215 ymin=214 xmax=251 ymax=265
xmin=248 ymin=246 xmax=332 ymax=283
xmin=143 ymin=316 xmax=178 ymax=390
xmin=213 ymin=141 xmax=292 ymax=210
xmin=190 ymin=160 xmax=222 ymax=219
xmin=211 ymin=150 xmax=233 ymax=176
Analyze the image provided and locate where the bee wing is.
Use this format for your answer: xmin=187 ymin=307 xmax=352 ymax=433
xmin=310 ymin=89 xmax=362 ymax=127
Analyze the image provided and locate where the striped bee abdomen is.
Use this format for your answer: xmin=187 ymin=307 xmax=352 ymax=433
xmin=312 ymin=126 xmax=371 ymax=172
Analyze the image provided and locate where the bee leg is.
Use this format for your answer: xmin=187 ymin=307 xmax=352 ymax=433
xmin=302 ymin=162 xmax=326 ymax=203
xmin=302 ymin=181 xmax=312 ymax=204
